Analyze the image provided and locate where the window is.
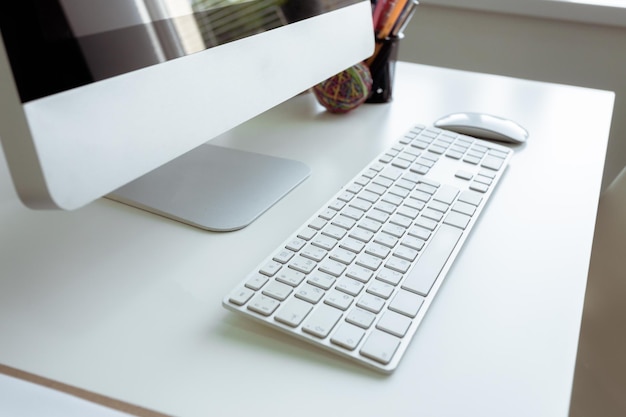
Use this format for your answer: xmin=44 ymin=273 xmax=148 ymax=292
xmin=420 ymin=0 xmax=626 ymax=27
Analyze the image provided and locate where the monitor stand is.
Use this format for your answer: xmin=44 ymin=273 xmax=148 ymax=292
xmin=107 ymin=144 xmax=310 ymax=232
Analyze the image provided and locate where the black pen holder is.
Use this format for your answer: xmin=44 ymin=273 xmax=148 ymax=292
xmin=366 ymin=35 xmax=402 ymax=103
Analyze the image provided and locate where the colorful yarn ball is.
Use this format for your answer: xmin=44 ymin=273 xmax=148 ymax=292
xmin=313 ymin=62 xmax=373 ymax=114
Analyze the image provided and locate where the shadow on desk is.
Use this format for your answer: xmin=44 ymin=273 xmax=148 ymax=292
xmin=570 ymin=166 xmax=626 ymax=417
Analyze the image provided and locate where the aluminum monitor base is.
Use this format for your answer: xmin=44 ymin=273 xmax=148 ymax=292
xmin=107 ymin=144 xmax=310 ymax=231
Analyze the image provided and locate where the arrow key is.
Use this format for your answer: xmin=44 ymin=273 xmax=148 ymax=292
xmin=331 ymin=322 xmax=366 ymax=351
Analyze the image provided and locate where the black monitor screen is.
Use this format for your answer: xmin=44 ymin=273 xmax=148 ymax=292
xmin=1 ymin=0 xmax=362 ymax=103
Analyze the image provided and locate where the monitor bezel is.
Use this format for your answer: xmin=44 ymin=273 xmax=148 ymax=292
xmin=0 ymin=1 xmax=374 ymax=211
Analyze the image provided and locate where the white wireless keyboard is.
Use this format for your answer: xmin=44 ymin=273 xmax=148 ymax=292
xmin=223 ymin=124 xmax=513 ymax=373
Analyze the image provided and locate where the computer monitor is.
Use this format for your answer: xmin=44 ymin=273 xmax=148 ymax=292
xmin=0 ymin=0 xmax=373 ymax=231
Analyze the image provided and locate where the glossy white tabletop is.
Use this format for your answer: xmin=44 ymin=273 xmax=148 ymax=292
xmin=0 ymin=62 xmax=614 ymax=417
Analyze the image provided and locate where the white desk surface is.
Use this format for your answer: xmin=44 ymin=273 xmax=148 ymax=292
xmin=0 ymin=62 xmax=615 ymax=417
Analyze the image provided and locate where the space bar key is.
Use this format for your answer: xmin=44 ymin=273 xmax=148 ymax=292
xmin=401 ymin=224 xmax=463 ymax=297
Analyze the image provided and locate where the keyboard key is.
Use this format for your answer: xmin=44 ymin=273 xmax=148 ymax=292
xmin=341 ymin=206 xmax=364 ymax=220
xmin=474 ymin=174 xmax=493 ymax=185
xmin=349 ymin=198 xmax=372 ymax=212
xmin=286 ymin=237 xmax=306 ymax=252
xmin=324 ymin=289 xmax=354 ymax=311
xmin=359 ymin=190 xmax=379 ymax=203
xmin=365 ymin=242 xmax=391 ymax=259
xmin=262 ymin=281 xmax=293 ymax=301
xmin=410 ymin=164 xmax=429 ymax=175
xmin=289 ymin=256 xmax=317 ymax=274
xmin=300 ymin=245 xmax=327 ymax=262
xmin=247 ymin=294 xmax=280 ymax=316
xmin=446 ymin=150 xmax=464 ymax=159
xmin=359 ymin=219 xmax=383 ymax=233
xmin=365 ymin=208 xmax=389 ymax=223
xmin=349 ymin=227 xmax=374 ymax=243
xmin=346 ymin=266 xmax=373 ymax=283
xmin=397 ymin=178 xmax=417 ymax=190
xmin=319 ymin=259 xmax=347 ymax=277
xmin=319 ymin=207 xmax=338 ymax=220
xmin=311 ymin=234 xmax=337 ymax=251
xmin=276 ymin=268 xmax=306 ymax=287
xmin=295 ymin=283 xmax=325 ymax=304
xmin=385 ymin=256 xmax=411 ymax=273
xmin=429 ymin=145 xmax=447 ymax=154
xmin=329 ymin=199 xmax=346 ymax=211
xmin=380 ymin=166 xmax=403 ymax=180
xmin=376 ymin=311 xmax=412 ymax=337
xmin=422 ymin=208 xmax=443 ymax=222
xmin=401 ymin=236 xmax=425 ymax=252
xmin=479 ymin=169 xmax=496 ymax=179
xmin=273 ymin=249 xmax=295 ymax=264
xmin=229 ymin=287 xmax=254 ymax=306
xmin=336 ymin=277 xmax=364 ymax=297
xmin=396 ymin=206 xmax=419 ymax=219
xmin=329 ymin=248 xmax=357 ymax=265
xmin=415 ymin=217 xmax=438 ymax=231
xmin=303 ymin=304 xmax=343 ymax=338
xmin=458 ymin=190 xmax=483 ymax=206
xmin=275 ymin=298 xmax=313 ymax=327
xmin=373 ymin=232 xmax=398 ymax=248
xmin=402 ymin=224 xmax=463 ymax=296
xmin=370 ymin=162 xmax=385 ymax=172
xmin=452 ymin=201 xmax=476 ymax=216
xmin=392 ymin=158 xmax=411 ymax=169
xmin=393 ymin=246 xmax=418 ymax=262
xmin=481 ymin=155 xmax=504 ymax=171
xmin=489 ymin=149 xmax=510 ymax=159
xmin=356 ymin=254 xmax=383 ymax=271
xmin=433 ymin=185 xmax=459 ymax=205
xmin=337 ymin=191 xmax=355 ymax=202
xmin=388 ymin=290 xmax=424 ymax=318
xmin=366 ymin=183 xmax=388 ymax=195
xmin=360 ymin=330 xmax=400 ymax=365
xmin=347 ymin=183 xmax=363 ymax=194
xmin=411 ymin=190 xmax=431 ymax=203
xmin=455 ymin=170 xmax=473 ymax=180
xmin=384 ymin=222 xmax=408 ymax=237
xmin=322 ymin=224 xmax=347 ymax=240
xmin=470 ymin=181 xmax=489 ymax=193
xmin=297 ymin=227 xmax=317 ymax=241
xmin=373 ymin=176 xmax=393 ymax=188
xmin=463 ymin=155 xmax=481 ymax=165
xmin=308 ymin=217 xmax=327 ymax=230
xmin=366 ymin=280 xmax=395 ymax=299
xmin=346 ymin=307 xmax=377 ymax=329
xmin=332 ymin=215 xmax=356 ymax=230
xmin=444 ymin=211 xmax=472 ymax=230
xmin=408 ymin=225 xmax=431 ymax=241
xmin=416 ymin=183 xmax=437 ymax=194
xmin=340 ymin=237 xmax=365 ymax=254
xmin=356 ymin=293 xmax=386 ymax=314
xmin=428 ymin=200 xmax=449 ymax=213
xmin=245 ymin=274 xmax=269 ymax=291
xmin=376 ymin=268 xmax=403 ymax=286
xmin=259 ymin=261 xmax=281 ymax=277
xmin=307 ymin=271 xmax=336 ymax=290
xmin=331 ymin=322 xmax=365 ymax=350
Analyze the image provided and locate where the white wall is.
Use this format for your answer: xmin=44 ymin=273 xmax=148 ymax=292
xmin=398 ymin=5 xmax=626 ymax=190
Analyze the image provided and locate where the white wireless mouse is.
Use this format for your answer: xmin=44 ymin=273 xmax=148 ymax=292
xmin=434 ymin=112 xmax=529 ymax=144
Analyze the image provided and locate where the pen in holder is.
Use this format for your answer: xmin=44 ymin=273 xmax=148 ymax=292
xmin=366 ymin=34 xmax=402 ymax=103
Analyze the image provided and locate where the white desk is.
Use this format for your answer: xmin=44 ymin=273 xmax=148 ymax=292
xmin=0 ymin=62 xmax=614 ymax=417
